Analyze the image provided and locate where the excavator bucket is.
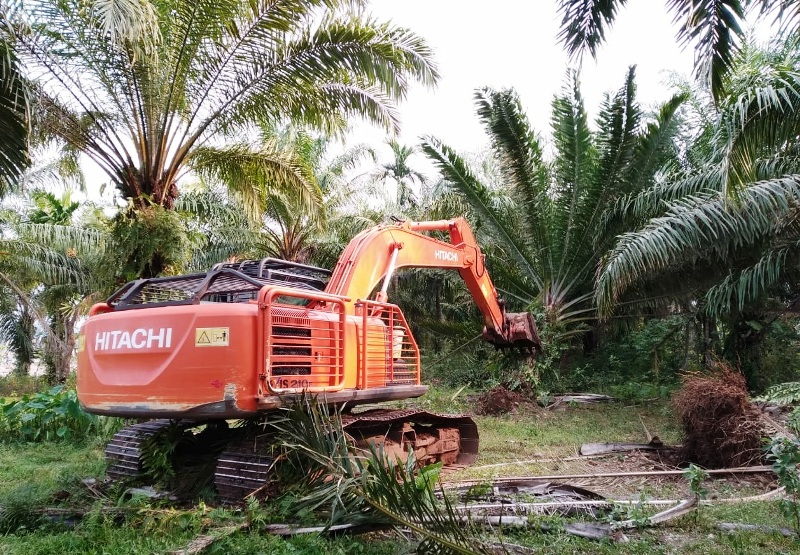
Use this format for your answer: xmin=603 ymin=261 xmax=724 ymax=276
xmin=483 ymin=312 xmax=541 ymax=352
xmin=505 ymin=312 xmax=541 ymax=352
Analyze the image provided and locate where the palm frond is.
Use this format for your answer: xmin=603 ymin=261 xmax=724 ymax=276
xmin=421 ymin=136 xmax=542 ymax=289
xmin=557 ymin=0 xmax=628 ymax=60
xmin=667 ymin=0 xmax=746 ymax=103
xmin=474 ymin=88 xmax=552 ymax=271
xmin=190 ymin=143 xmax=321 ymax=222
xmin=271 ymin=399 xmax=488 ymax=555
xmin=0 ymin=3 xmax=30 ymax=194
xmin=596 ymin=174 xmax=800 ymax=313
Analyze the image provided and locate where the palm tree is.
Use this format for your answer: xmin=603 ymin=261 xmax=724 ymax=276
xmin=12 ymin=0 xmax=438 ymax=276
xmin=179 ymin=129 xmax=379 ymax=269
xmin=0 ymin=199 xmax=104 ymax=382
xmin=557 ymin=0 xmax=799 ymax=103
xmin=0 ymin=2 xmax=29 ymax=193
xmin=255 ymin=128 xmax=377 ymax=263
xmin=423 ymin=69 xmax=686 ymax=341
xmin=596 ymin=35 xmax=800 ymax=320
xmin=371 ymin=139 xmax=429 ymax=212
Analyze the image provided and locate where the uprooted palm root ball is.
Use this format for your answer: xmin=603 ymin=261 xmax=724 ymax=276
xmin=672 ymin=365 xmax=765 ymax=468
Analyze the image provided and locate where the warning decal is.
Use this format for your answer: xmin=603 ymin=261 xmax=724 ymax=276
xmin=195 ymin=327 xmax=230 ymax=347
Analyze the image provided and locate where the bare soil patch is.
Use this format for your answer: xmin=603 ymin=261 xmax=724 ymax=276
xmin=473 ymin=386 xmax=540 ymax=416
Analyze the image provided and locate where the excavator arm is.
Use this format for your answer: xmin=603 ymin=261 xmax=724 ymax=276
xmin=325 ymin=218 xmax=540 ymax=351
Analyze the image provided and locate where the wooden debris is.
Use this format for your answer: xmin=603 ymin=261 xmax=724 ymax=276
xmin=454 ymin=487 xmax=786 ymax=515
xmin=124 ymin=486 xmax=177 ymax=501
xmin=449 ymin=465 xmax=774 ymax=487
xmin=263 ymin=523 xmax=390 ymax=536
xmin=171 ymin=523 xmax=248 ymax=555
xmin=639 ymin=415 xmax=653 ymax=443
xmin=547 ymin=394 xmax=614 ymax=410
xmin=579 ymin=438 xmax=670 ymax=456
xmin=614 ymin=497 xmax=697 ymax=529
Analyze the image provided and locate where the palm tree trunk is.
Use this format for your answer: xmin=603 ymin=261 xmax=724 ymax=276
xmin=682 ymin=319 xmax=694 ymax=370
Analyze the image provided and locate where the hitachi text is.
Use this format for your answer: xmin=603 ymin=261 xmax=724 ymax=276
xmin=94 ymin=328 xmax=173 ymax=351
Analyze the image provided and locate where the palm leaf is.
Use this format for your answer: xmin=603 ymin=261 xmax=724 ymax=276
xmin=421 ymin=136 xmax=541 ymax=289
xmin=667 ymin=0 xmax=746 ymax=103
xmin=190 ymin=143 xmax=321 ymax=222
xmin=271 ymin=399 xmax=489 ymax=555
xmin=0 ymin=4 xmax=29 ymax=193
xmin=597 ymin=175 xmax=800 ymax=313
xmin=557 ymin=0 xmax=628 ymax=60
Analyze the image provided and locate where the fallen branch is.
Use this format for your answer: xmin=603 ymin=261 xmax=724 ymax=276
xmin=639 ymin=415 xmax=653 ymax=443
xmin=263 ymin=523 xmax=391 ymax=536
xmin=473 ymin=515 xmax=614 ymax=541
xmin=717 ymin=522 xmax=796 ymax=537
xmin=613 ymin=497 xmax=697 ymax=529
xmin=171 ymin=523 xmax=249 ymax=555
xmin=454 ymin=487 xmax=785 ymax=516
xmin=579 ymin=439 xmax=670 ymax=456
xmin=547 ymin=394 xmax=614 ymax=410
xmin=449 ymin=465 xmax=773 ymax=486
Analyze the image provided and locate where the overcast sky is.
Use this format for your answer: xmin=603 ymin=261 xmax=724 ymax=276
xmin=349 ymin=0 xmax=697 ymax=156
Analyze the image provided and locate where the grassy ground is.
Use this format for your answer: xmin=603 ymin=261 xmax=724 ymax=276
xmin=0 ymin=391 xmax=798 ymax=554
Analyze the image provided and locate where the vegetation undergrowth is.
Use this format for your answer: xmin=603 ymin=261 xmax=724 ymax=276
xmin=0 ymin=385 xmax=122 ymax=442
xmin=0 ymin=397 xmax=796 ymax=554
xmin=0 ymin=373 xmax=45 ymax=398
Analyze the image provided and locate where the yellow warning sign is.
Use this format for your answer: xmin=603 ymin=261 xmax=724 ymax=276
xmin=195 ymin=327 xmax=230 ymax=347
xmin=76 ymin=334 xmax=85 ymax=353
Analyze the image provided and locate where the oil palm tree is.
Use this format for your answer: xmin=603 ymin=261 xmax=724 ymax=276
xmin=371 ymin=140 xmax=429 ymax=213
xmin=557 ymin=0 xmax=800 ymax=103
xmin=11 ymin=0 xmax=438 ymax=276
xmin=423 ymin=69 xmax=686 ymax=339
xmin=597 ymin=35 xmax=800 ymax=319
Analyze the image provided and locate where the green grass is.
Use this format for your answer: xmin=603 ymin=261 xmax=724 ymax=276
xmin=0 ymin=442 xmax=106 ymax=503
xmin=0 ymin=392 xmax=798 ymax=554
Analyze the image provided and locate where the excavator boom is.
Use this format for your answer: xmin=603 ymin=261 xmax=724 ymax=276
xmin=325 ymin=217 xmax=540 ymax=351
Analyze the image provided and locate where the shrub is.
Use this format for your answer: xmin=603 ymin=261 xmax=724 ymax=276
xmin=0 ymin=373 xmax=45 ymax=398
xmin=0 ymin=385 xmax=100 ymax=442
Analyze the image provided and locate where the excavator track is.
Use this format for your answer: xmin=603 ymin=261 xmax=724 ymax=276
xmin=104 ymin=409 xmax=478 ymax=504
xmin=214 ymin=437 xmax=275 ymax=504
xmin=105 ymin=420 xmax=176 ymax=480
xmin=342 ymin=409 xmax=479 ymax=467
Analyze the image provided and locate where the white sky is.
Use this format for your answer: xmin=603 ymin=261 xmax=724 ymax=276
xmin=350 ymin=0 xmax=696 ymax=157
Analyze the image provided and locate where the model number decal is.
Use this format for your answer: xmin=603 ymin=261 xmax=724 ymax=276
xmin=270 ymin=378 xmax=310 ymax=389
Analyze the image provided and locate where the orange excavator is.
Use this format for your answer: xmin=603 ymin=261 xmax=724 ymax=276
xmin=77 ymin=218 xmax=540 ymax=501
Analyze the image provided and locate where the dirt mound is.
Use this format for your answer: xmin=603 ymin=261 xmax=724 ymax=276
xmin=475 ymin=386 xmax=535 ymax=416
xmin=672 ymin=362 xmax=765 ymax=468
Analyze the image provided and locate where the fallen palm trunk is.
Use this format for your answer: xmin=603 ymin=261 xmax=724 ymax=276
xmin=455 ymin=486 xmax=785 ymax=515
xmin=468 ymin=498 xmax=697 ymax=541
xmin=579 ymin=438 xmax=671 ymax=456
xmin=263 ymin=523 xmax=391 ymax=536
xmin=448 ymin=465 xmax=773 ymax=487
xmin=171 ymin=523 xmax=249 ymax=555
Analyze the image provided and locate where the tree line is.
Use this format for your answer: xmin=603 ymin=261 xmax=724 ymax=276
xmin=1 ymin=0 xmax=800 ymax=392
